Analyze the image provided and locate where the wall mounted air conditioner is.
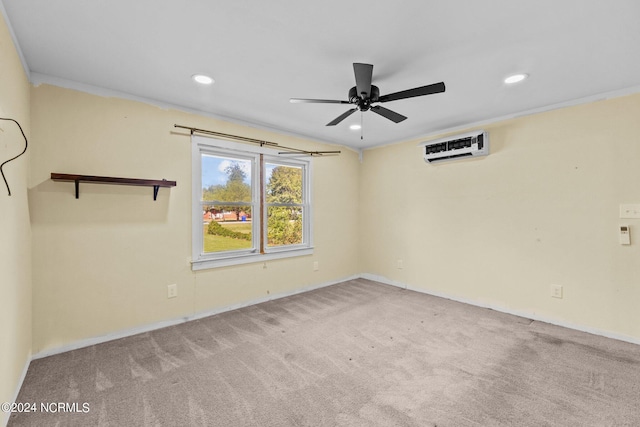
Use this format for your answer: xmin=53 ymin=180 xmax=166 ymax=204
xmin=419 ymin=130 xmax=489 ymax=163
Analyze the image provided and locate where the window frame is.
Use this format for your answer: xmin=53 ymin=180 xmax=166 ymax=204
xmin=191 ymin=135 xmax=313 ymax=270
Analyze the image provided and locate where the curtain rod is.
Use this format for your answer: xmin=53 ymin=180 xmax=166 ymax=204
xmin=174 ymin=124 xmax=341 ymax=156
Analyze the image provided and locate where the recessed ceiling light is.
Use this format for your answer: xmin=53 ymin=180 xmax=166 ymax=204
xmin=504 ymin=73 xmax=528 ymax=85
xmin=192 ymin=74 xmax=214 ymax=85
xmin=349 ymin=124 xmax=361 ymax=130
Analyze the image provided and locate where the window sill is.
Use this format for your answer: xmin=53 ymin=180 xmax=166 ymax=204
xmin=191 ymin=247 xmax=314 ymax=270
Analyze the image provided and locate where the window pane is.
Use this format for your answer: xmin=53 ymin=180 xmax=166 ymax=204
xmin=202 ymin=204 xmax=253 ymax=253
xmin=201 ymin=153 xmax=254 ymax=255
xmin=267 ymin=206 xmax=303 ymax=247
xmin=202 ymin=154 xmax=252 ymax=203
xmin=265 ymin=163 xmax=302 ymax=204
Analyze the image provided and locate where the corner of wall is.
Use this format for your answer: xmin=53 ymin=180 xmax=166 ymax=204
xmin=0 ymin=6 xmax=33 ymax=427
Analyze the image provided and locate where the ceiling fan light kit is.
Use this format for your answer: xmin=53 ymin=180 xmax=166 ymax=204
xmin=291 ymin=63 xmax=446 ymax=128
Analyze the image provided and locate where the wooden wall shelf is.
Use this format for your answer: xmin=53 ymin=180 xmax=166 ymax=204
xmin=51 ymin=173 xmax=176 ymax=200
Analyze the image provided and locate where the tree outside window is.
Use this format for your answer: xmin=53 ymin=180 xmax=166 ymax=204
xmin=266 ymin=164 xmax=303 ymax=246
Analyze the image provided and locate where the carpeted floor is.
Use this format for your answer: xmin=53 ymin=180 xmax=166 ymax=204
xmin=8 ymin=279 xmax=640 ymax=426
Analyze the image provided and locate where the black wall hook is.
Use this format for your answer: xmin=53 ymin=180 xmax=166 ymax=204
xmin=0 ymin=118 xmax=28 ymax=196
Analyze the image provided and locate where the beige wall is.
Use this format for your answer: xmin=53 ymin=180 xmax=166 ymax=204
xmin=25 ymin=84 xmax=640 ymax=356
xmin=29 ymin=85 xmax=361 ymax=354
xmin=359 ymin=93 xmax=640 ymax=341
xmin=0 ymin=10 xmax=32 ymax=426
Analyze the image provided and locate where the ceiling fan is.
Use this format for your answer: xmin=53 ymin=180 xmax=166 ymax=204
xmin=290 ymin=63 xmax=445 ymax=126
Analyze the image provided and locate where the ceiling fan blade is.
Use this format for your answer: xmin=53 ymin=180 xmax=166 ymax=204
xmin=326 ymin=108 xmax=357 ymax=126
xmin=290 ymin=98 xmax=350 ymax=104
xmin=370 ymin=105 xmax=407 ymax=123
xmin=353 ymin=63 xmax=373 ymax=99
xmin=378 ymin=82 xmax=445 ymax=103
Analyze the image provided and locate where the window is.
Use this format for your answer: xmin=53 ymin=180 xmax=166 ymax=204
xmin=192 ymin=136 xmax=312 ymax=269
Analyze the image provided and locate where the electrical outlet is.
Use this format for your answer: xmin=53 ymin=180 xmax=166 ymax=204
xmin=397 ymin=259 xmax=404 ymax=269
xmin=167 ymin=284 xmax=178 ymax=298
xmin=551 ymin=284 xmax=563 ymax=299
xmin=313 ymin=261 xmax=319 ymax=271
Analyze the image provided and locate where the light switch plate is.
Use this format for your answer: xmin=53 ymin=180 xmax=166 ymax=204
xmin=620 ymin=204 xmax=640 ymax=218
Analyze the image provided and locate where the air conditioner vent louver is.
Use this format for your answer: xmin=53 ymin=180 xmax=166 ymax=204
xmin=419 ymin=130 xmax=489 ymax=164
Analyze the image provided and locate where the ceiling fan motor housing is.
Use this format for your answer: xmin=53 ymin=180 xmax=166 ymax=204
xmin=349 ymin=85 xmax=380 ymax=111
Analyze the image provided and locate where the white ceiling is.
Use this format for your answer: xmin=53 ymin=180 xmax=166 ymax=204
xmin=3 ymin=0 xmax=640 ymax=149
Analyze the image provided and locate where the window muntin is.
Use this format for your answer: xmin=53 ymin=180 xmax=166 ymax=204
xmin=192 ymin=136 xmax=312 ymax=269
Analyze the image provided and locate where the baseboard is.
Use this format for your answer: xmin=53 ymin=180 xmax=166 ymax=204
xmin=360 ymin=273 xmax=640 ymax=347
xmin=31 ymin=274 xmax=360 ymax=360
xmin=2 ymin=354 xmax=31 ymax=427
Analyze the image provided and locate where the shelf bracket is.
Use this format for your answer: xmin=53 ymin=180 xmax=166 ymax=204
xmin=75 ymin=180 xmax=80 ymax=199
xmin=153 ymin=185 xmax=160 ymax=201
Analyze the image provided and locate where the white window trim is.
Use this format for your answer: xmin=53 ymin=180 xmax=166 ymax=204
xmin=191 ymin=135 xmax=313 ymax=270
